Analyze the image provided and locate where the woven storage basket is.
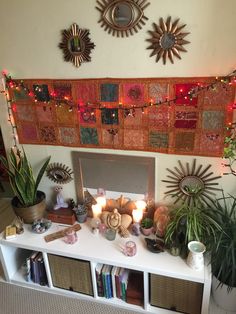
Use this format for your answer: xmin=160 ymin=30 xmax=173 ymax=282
xmin=48 ymin=254 xmax=93 ymax=296
xmin=150 ymin=274 xmax=203 ymax=314
xmin=11 ymin=191 xmax=46 ymax=224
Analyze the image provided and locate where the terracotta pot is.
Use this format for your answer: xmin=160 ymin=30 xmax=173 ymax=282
xmin=11 ymin=191 xmax=46 ymax=224
xmin=212 ymin=275 xmax=236 ymax=311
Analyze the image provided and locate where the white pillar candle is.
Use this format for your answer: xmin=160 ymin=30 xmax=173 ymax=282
xmin=135 ymin=200 xmax=147 ymax=211
xmin=92 ymin=204 xmax=102 ymax=218
xmin=132 ymin=209 xmax=143 ymax=223
xmin=96 ymin=196 xmax=106 ymax=209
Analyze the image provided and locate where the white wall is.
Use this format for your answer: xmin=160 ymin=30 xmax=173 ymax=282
xmin=0 ymin=0 xmax=236 ymax=204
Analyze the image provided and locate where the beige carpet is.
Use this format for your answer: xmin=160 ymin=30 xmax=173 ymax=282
xmin=0 ymin=280 xmax=141 ymax=314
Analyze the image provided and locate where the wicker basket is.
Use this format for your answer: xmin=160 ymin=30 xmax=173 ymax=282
xmin=150 ymin=274 xmax=203 ymax=314
xmin=11 ymin=191 xmax=46 ymax=224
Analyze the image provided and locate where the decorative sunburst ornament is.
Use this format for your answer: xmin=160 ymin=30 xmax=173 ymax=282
xmin=147 ymin=16 xmax=190 ymax=64
xmin=162 ymin=159 xmax=222 ymax=205
xmin=96 ymin=0 xmax=150 ymax=37
xmin=59 ymin=23 xmax=95 ymax=68
xmin=46 ymin=163 xmax=73 ymax=184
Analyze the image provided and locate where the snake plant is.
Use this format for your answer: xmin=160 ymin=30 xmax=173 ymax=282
xmin=0 ymin=147 xmax=50 ymax=207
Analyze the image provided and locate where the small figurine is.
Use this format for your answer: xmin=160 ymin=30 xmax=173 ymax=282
xmin=12 ymin=216 xmax=24 ymax=234
xmin=54 ymin=186 xmax=68 ymax=210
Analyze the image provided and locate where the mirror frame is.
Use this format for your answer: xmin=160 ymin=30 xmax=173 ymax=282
xmin=59 ymin=23 xmax=95 ymax=68
xmin=162 ymin=159 xmax=222 ymax=205
xmin=72 ymin=151 xmax=155 ymax=203
xmin=147 ymin=16 xmax=190 ymax=64
xmin=96 ymin=0 xmax=150 ymax=37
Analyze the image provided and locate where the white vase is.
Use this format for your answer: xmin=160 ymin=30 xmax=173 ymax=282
xmin=212 ymin=275 xmax=236 ymax=312
xmin=186 ymin=241 xmax=206 ymax=271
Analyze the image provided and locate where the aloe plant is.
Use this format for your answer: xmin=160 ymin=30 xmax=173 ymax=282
xmin=0 ymin=147 xmax=50 ymax=207
xmin=207 ymin=194 xmax=236 ymax=291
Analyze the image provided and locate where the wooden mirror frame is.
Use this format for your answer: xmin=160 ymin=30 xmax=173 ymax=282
xmin=96 ymin=0 xmax=150 ymax=37
xmin=59 ymin=23 xmax=95 ymax=67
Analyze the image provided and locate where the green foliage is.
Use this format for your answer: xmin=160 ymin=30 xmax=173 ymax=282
xmin=164 ymin=202 xmax=221 ymax=251
xmin=0 ymin=147 xmax=50 ymax=207
xmin=207 ymin=194 xmax=236 ymax=290
xmin=141 ymin=217 xmax=153 ymax=229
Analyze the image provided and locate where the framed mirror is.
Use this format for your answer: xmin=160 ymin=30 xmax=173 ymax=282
xmin=162 ymin=159 xmax=222 ymax=205
xmin=71 ymin=152 xmax=155 ymax=203
xmin=96 ymin=0 xmax=150 ymax=37
xmin=59 ymin=23 xmax=95 ymax=68
xmin=147 ymin=16 xmax=190 ymax=64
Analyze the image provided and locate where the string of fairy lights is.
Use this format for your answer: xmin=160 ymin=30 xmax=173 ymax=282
xmin=0 ymin=69 xmax=236 ymax=148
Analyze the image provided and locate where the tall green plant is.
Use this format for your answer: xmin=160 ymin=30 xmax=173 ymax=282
xmin=207 ymin=194 xmax=236 ymax=290
xmin=165 ymin=202 xmax=221 ymax=253
xmin=0 ymin=147 xmax=50 ymax=207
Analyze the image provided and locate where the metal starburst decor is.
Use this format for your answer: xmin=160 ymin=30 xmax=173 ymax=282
xmin=162 ymin=159 xmax=222 ymax=205
xmin=59 ymin=23 xmax=95 ymax=68
xmin=147 ymin=16 xmax=190 ymax=64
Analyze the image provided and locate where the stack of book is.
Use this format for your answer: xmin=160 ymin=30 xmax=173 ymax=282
xmin=23 ymin=251 xmax=48 ymax=286
xmin=95 ymin=264 xmax=142 ymax=302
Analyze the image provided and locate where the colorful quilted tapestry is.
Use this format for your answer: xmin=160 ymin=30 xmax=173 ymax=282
xmin=8 ymin=77 xmax=235 ymax=157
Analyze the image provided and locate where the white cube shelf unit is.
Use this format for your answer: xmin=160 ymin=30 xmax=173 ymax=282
xmin=0 ymin=221 xmax=211 ymax=314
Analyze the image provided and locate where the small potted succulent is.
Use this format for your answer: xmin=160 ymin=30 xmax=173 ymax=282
xmin=74 ymin=204 xmax=87 ymax=223
xmin=140 ymin=217 xmax=154 ymax=236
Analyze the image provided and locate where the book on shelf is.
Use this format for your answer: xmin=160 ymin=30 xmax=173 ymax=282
xmin=102 ymin=264 xmax=109 ymax=298
xmin=37 ymin=252 xmax=48 ymax=286
xmin=126 ymin=271 xmax=144 ymax=306
xmin=30 ymin=251 xmax=40 ymax=283
xmin=111 ymin=266 xmax=118 ymax=299
xmin=119 ymin=268 xmax=130 ymax=301
xmin=95 ymin=263 xmax=104 ymax=297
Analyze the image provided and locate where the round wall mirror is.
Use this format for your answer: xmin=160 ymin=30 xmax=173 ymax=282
xmin=160 ymin=33 xmax=175 ymax=50
xmin=162 ymin=159 xmax=222 ymax=205
xmin=112 ymin=3 xmax=133 ymax=27
xmin=96 ymin=0 xmax=150 ymax=37
xmin=59 ymin=23 xmax=95 ymax=68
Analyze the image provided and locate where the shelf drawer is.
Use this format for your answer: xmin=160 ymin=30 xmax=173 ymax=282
xmin=48 ymin=254 xmax=93 ymax=296
xmin=150 ymin=274 xmax=203 ymax=314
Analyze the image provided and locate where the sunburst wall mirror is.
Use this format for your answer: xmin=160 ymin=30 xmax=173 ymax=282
xmin=162 ymin=159 xmax=222 ymax=205
xmin=147 ymin=16 xmax=190 ymax=64
xmin=96 ymin=0 xmax=150 ymax=37
xmin=59 ymin=23 xmax=95 ymax=67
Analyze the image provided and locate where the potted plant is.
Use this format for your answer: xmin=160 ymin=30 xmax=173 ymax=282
xmin=164 ymin=201 xmax=221 ymax=258
xmin=74 ymin=204 xmax=87 ymax=223
xmin=0 ymin=147 xmax=50 ymax=223
xmin=207 ymin=193 xmax=236 ymax=311
xmin=140 ymin=217 xmax=154 ymax=236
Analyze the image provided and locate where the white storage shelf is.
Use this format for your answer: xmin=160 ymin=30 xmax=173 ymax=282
xmin=0 ymin=221 xmax=211 ymax=314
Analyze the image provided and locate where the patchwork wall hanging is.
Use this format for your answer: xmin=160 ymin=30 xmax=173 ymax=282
xmin=6 ymin=76 xmax=235 ymax=157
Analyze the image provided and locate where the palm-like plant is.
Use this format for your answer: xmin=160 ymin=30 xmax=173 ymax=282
xmin=164 ymin=201 xmax=222 ymax=256
xmin=207 ymin=194 xmax=236 ymax=291
xmin=0 ymin=147 xmax=50 ymax=207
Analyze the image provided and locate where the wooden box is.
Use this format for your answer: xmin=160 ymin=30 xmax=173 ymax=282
xmin=150 ymin=274 xmax=203 ymax=314
xmin=48 ymin=254 xmax=93 ymax=296
xmin=47 ymin=208 xmax=76 ymax=225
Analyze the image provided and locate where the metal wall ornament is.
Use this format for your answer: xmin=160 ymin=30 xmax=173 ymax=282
xmin=96 ymin=0 xmax=150 ymax=37
xmin=162 ymin=159 xmax=222 ymax=205
xmin=59 ymin=23 xmax=95 ymax=68
xmin=46 ymin=163 xmax=73 ymax=184
xmin=147 ymin=16 xmax=190 ymax=64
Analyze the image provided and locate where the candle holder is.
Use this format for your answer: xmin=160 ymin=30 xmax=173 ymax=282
xmin=105 ymin=228 xmax=116 ymax=241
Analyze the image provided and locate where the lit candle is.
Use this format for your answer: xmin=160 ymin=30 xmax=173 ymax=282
xmin=96 ymin=196 xmax=106 ymax=210
xmin=135 ymin=200 xmax=147 ymax=211
xmin=132 ymin=209 xmax=143 ymax=223
xmin=92 ymin=204 xmax=102 ymax=218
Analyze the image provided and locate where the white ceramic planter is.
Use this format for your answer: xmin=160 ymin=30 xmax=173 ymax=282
xmin=212 ymin=275 xmax=236 ymax=312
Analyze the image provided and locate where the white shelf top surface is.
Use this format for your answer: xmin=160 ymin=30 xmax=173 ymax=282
xmin=0 ymin=220 xmax=206 ymax=283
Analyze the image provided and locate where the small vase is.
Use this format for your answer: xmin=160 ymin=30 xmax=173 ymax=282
xmin=186 ymin=241 xmax=205 ymax=271
xmin=141 ymin=226 xmax=153 ymax=236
